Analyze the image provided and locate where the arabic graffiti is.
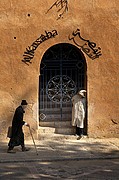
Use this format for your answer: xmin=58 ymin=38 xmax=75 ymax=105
xmin=22 ymin=30 xmax=58 ymax=65
xmin=46 ymin=0 xmax=68 ymax=20
xmin=69 ymin=29 xmax=102 ymax=60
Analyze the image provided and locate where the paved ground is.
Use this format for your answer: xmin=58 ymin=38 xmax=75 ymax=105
xmin=0 ymin=136 xmax=119 ymax=179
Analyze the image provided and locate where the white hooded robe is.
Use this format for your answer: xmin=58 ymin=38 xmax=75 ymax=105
xmin=72 ymin=94 xmax=86 ymax=128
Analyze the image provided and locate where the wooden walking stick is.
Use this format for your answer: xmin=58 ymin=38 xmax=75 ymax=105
xmin=29 ymin=126 xmax=38 ymax=155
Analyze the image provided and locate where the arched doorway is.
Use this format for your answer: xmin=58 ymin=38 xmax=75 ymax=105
xmin=39 ymin=43 xmax=87 ymax=134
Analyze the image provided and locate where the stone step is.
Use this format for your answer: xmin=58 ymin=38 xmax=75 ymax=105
xmin=38 ymin=126 xmax=76 ymax=141
xmin=55 ymin=127 xmax=76 ymax=135
xmin=38 ymin=127 xmax=55 ymax=134
xmin=38 ymin=119 xmax=76 ymax=140
xmin=38 ymin=126 xmax=75 ymax=134
xmin=40 ymin=120 xmax=72 ymax=127
xmin=37 ymin=133 xmax=77 ymax=140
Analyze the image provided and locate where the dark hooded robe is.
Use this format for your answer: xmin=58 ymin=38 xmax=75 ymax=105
xmin=8 ymin=106 xmax=26 ymax=148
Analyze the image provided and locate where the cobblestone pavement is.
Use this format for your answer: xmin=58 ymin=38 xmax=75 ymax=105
xmin=0 ymin=136 xmax=119 ymax=179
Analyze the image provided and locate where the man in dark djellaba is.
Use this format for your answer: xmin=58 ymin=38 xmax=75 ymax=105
xmin=7 ymin=100 xmax=30 ymax=153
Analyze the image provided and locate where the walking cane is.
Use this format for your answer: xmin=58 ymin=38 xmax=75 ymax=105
xmin=29 ymin=126 xmax=38 ymax=155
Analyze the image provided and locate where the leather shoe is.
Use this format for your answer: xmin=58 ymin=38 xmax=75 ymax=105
xmin=7 ymin=149 xmax=16 ymax=153
xmin=22 ymin=147 xmax=30 ymax=152
xmin=77 ymin=136 xmax=82 ymax=140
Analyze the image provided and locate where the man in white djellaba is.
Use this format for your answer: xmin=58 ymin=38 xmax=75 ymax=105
xmin=72 ymin=90 xmax=86 ymax=140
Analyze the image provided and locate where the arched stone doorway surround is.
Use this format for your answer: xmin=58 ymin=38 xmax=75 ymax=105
xmin=39 ymin=43 xmax=87 ymax=135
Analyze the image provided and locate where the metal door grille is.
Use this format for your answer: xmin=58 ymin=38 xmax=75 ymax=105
xmin=39 ymin=43 xmax=86 ymax=122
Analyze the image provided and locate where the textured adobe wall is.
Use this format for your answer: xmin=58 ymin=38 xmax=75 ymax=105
xmin=0 ymin=0 xmax=119 ymax=139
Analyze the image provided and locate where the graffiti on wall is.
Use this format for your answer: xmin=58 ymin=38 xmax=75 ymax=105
xmin=69 ymin=29 xmax=102 ymax=60
xmin=46 ymin=0 xmax=68 ymax=20
xmin=22 ymin=30 xmax=58 ymax=65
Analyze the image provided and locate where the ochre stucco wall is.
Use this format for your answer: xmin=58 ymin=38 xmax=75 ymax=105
xmin=0 ymin=0 xmax=119 ymax=139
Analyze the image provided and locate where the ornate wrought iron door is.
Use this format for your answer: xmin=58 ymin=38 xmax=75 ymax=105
xmin=39 ymin=43 xmax=86 ymax=122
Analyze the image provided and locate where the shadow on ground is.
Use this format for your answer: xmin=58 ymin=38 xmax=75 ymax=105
xmin=0 ymin=138 xmax=119 ymax=161
xmin=0 ymin=139 xmax=119 ymax=179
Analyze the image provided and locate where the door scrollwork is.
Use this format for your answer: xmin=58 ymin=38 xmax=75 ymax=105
xmin=46 ymin=75 xmax=76 ymax=104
